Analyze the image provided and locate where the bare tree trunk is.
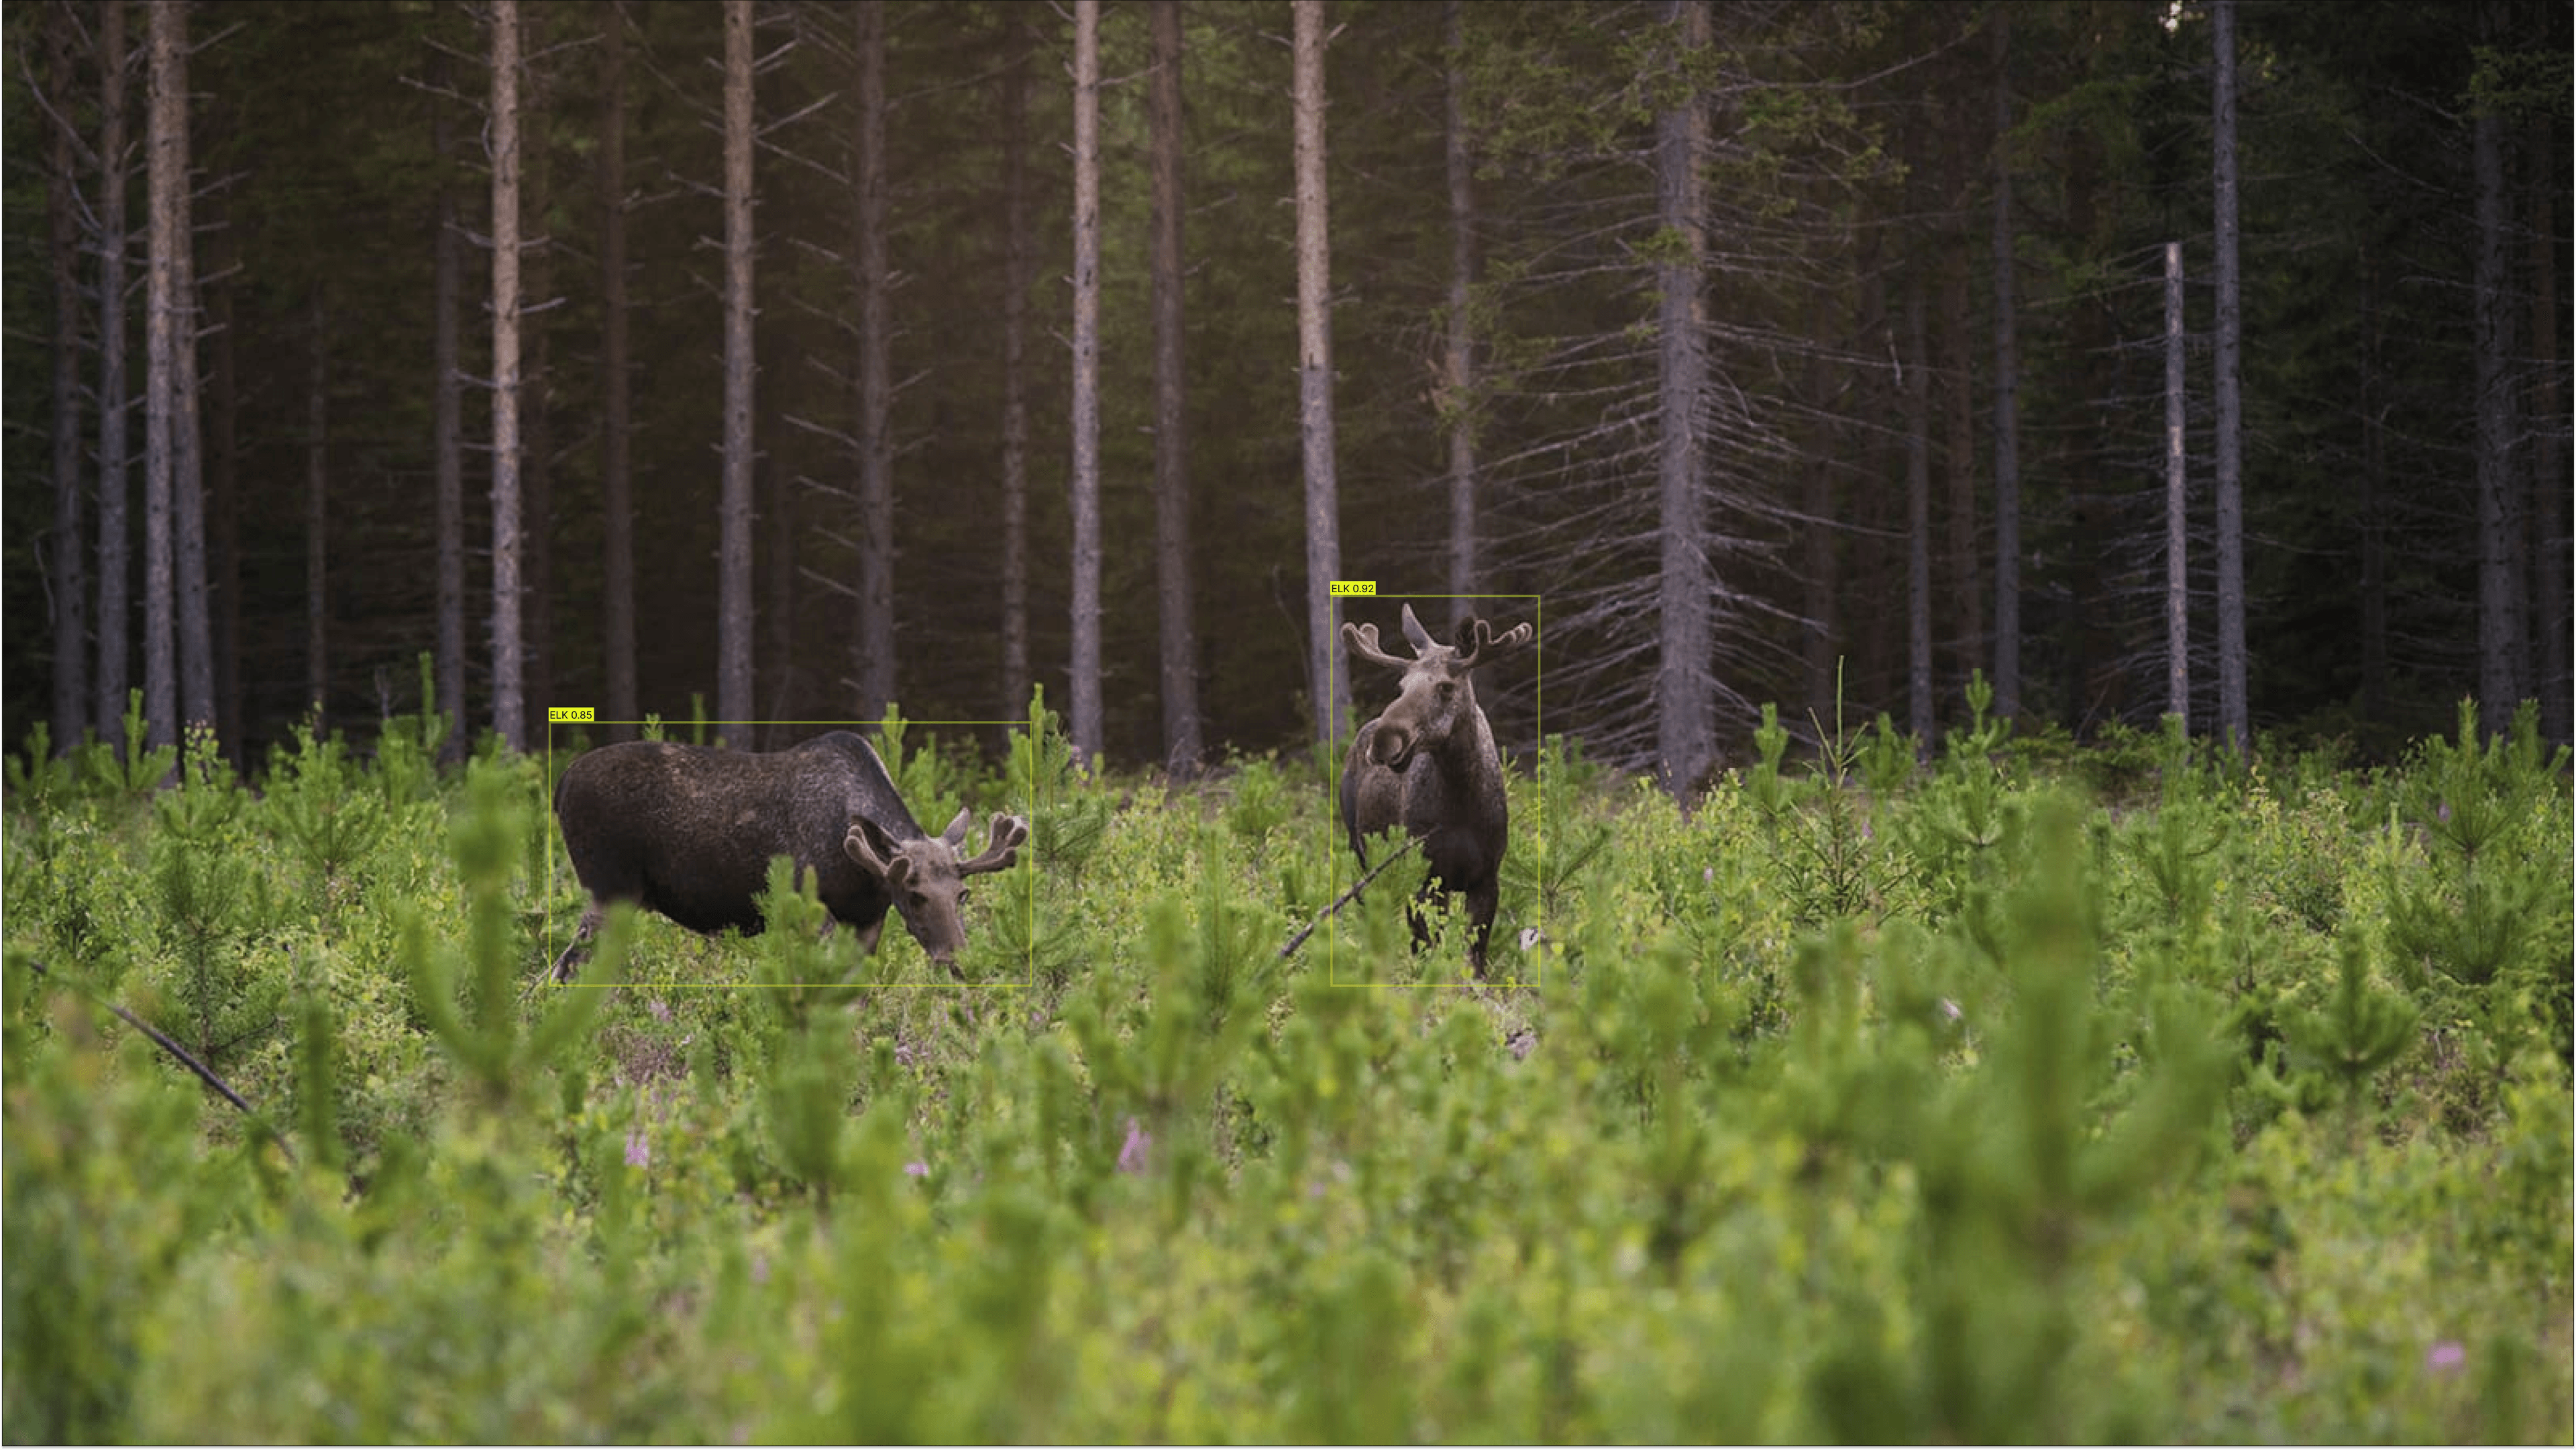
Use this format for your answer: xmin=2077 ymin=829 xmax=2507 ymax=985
xmin=764 ymin=453 xmax=796 ymax=746
xmin=1905 ymin=274 xmax=1933 ymax=749
xmin=853 ymin=0 xmax=896 ymax=720
xmin=48 ymin=5 xmax=88 ymax=755
xmin=163 ymin=1 xmax=211 ymax=742
xmin=1442 ymin=0 xmax=1479 ymax=626
xmin=521 ymin=9 xmax=554 ymax=730
xmin=2165 ymin=241 xmax=2188 ymax=725
xmin=1652 ymin=0 xmax=1711 ymax=795
xmin=95 ymin=0 xmax=132 ymax=754
xmin=143 ymin=0 xmax=184 ymax=758
xmin=1150 ymin=0 xmax=1201 ymax=777
xmin=2360 ymin=249 xmax=2387 ymax=725
xmin=490 ymin=0 xmax=525 ymax=752
xmin=1293 ymin=0 xmax=1345 ymax=752
xmin=1940 ymin=159 xmax=1980 ymax=693
xmin=718 ymin=0 xmax=757 ymax=741
xmin=2530 ymin=129 xmax=2569 ymax=745
xmin=598 ymin=0 xmax=634 ymax=744
xmin=1801 ymin=289 xmax=1837 ymax=730
xmin=2210 ymin=0 xmax=2247 ymax=753
xmin=1988 ymin=5 xmax=2020 ymax=722
xmin=1069 ymin=0 xmax=1105 ymax=761
xmin=307 ymin=292 xmax=329 ymax=726
xmin=205 ymin=194 xmax=239 ymax=765
xmin=431 ymin=47 xmax=467 ymax=759
xmin=2471 ymin=0 xmax=2523 ymax=737
xmin=1000 ymin=12 xmax=1031 ymax=722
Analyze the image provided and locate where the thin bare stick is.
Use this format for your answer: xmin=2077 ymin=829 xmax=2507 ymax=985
xmin=1278 ymin=836 xmax=1419 ymax=961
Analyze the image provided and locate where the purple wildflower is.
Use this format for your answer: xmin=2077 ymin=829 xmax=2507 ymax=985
xmin=1117 ymin=1117 xmax=1152 ymax=1176
xmin=904 ymin=1159 xmax=930 ymax=1179
xmin=624 ymin=1127 xmax=651 ymax=1169
xmin=2426 ymin=1340 xmax=2466 ymax=1375
xmin=647 ymin=997 xmax=672 ymax=1023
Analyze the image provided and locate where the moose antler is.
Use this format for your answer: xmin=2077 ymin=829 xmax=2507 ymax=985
xmin=1342 ymin=620 xmax=1414 ymax=669
xmin=959 ymin=813 xmax=1029 ymax=875
xmin=1453 ymin=616 xmax=1534 ymax=669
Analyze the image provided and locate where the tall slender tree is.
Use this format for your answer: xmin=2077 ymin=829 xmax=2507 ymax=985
xmin=433 ymin=44 xmax=468 ymax=759
xmin=2471 ymin=0 xmax=2522 ymax=736
xmin=490 ymin=0 xmax=526 ymax=752
xmin=1068 ymin=0 xmax=1104 ymax=762
xmin=718 ymin=0 xmax=757 ymax=738
xmin=1442 ymin=0 xmax=1479 ymax=626
xmin=307 ymin=291 xmax=329 ymax=723
xmin=2210 ymin=0 xmax=2247 ymax=752
xmin=2529 ymin=121 xmax=2568 ymax=745
xmin=48 ymin=2 xmax=87 ymax=755
xmin=1293 ymin=0 xmax=1345 ymax=751
xmin=998 ymin=11 xmax=1032 ymax=724
xmin=1149 ymin=0 xmax=1201 ymax=776
xmin=1905 ymin=274 xmax=1933 ymax=748
xmin=1988 ymin=3 xmax=2020 ymax=722
xmin=94 ymin=0 xmax=132 ymax=753
xmin=142 ymin=0 xmax=186 ymax=756
xmin=852 ymin=0 xmax=895 ymax=720
xmin=1652 ymin=0 xmax=1712 ymax=795
xmin=597 ymin=0 xmax=634 ymax=742
xmin=2165 ymin=241 xmax=2188 ymax=724
xmin=166 ymin=4 xmax=211 ymax=742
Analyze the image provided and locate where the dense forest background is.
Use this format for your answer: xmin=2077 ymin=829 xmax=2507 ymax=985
xmin=4 ymin=0 xmax=2569 ymax=778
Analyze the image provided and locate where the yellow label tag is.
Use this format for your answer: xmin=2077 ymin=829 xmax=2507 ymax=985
xmin=1328 ymin=580 xmax=1377 ymax=597
xmin=547 ymin=706 xmax=596 ymax=723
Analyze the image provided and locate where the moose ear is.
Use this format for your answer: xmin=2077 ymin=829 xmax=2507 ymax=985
xmin=941 ymin=806 xmax=973 ymax=848
xmin=1399 ymin=602 xmax=1436 ymax=655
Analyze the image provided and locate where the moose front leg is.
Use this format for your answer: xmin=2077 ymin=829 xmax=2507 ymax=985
xmin=550 ymin=901 xmax=605 ymax=983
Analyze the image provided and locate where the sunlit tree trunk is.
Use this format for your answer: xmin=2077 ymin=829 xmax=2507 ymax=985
xmin=1150 ymin=0 xmax=1200 ymax=777
xmin=143 ymin=0 xmax=185 ymax=757
xmin=1293 ymin=0 xmax=1346 ymax=752
xmin=489 ymin=0 xmax=526 ymax=752
xmin=1442 ymin=0 xmax=1479 ymax=628
xmin=718 ymin=0 xmax=757 ymax=740
xmin=1069 ymin=0 xmax=1104 ymax=761
xmin=2165 ymin=241 xmax=2188 ymax=725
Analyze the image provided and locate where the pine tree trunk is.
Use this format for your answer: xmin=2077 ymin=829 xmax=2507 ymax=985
xmin=2210 ymin=0 xmax=2248 ymax=753
xmin=49 ymin=5 xmax=88 ymax=755
xmin=1149 ymin=0 xmax=1201 ymax=777
xmin=1000 ymin=12 xmax=1032 ymax=723
xmin=1442 ymin=0 xmax=1479 ymax=626
xmin=307 ymin=292 xmax=329 ymax=726
xmin=1906 ymin=274 xmax=1933 ymax=750
xmin=1940 ymin=148 xmax=1980 ymax=694
xmin=143 ymin=0 xmax=183 ymax=759
xmin=2471 ymin=0 xmax=2523 ymax=738
xmin=490 ymin=0 xmax=526 ymax=752
xmin=1801 ymin=287 xmax=1837 ymax=731
xmin=1988 ymin=5 xmax=2021 ymax=722
xmin=2165 ymin=241 xmax=2188 ymax=726
xmin=521 ymin=14 xmax=554 ymax=730
xmin=95 ymin=0 xmax=132 ymax=755
xmin=432 ymin=49 xmax=468 ymax=758
xmin=205 ymin=201 xmax=240 ymax=764
xmin=718 ymin=0 xmax=757 ymax=740
xmin=853 ymin=0 xmax=896 ymax=720
xmin=1069 ymin=0 xmax=1105 ymax=761
xmin=168 ymin=13 xmax=211 ymax=744
xmin=598 ymin=0 xmax=634 ymax=744
xmin=2529 ymin=126 xmax=2569 ymax=746
xmin=1293 ymin=0 xmax=1345 ymax=752
xmin=1653 ymin=0 xmax=1711 ymax=797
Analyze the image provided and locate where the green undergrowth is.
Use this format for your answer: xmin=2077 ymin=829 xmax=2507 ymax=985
xmin=5 ymin=683 xmax=2569 ymax=1443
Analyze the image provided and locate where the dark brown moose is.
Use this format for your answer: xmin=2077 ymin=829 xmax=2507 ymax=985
xmin=548 ymin=731 xmax=1027 ymax=981
xmin=1339 ymin=603 xmax=1534 ymax=977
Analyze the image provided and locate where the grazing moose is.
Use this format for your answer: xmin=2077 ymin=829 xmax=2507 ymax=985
xmin=548 ymin=731 xmax=1026 ymax=981
xmin=1340 ymin=603 xmax=1535 ymax=977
